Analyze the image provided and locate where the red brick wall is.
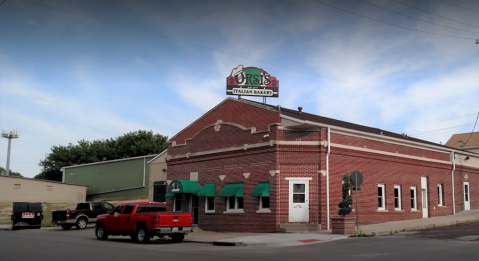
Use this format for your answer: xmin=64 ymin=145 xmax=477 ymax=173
xmin=169 ymin=124 xmax=271 ymax=157
xmin=168 ymin=146 xmax=278 ymax=233
xmin=170 ymin=99 xmax=280 ymax=145
xmin=454 ymin=165 xmax=479 ymax=211
xmin=332 ymin=133 xmax=450 ymax=161
xmin=277 ymin=130 xmax=321 ymax=141
xmin=325 ymin=147 xmax=453 ymax=226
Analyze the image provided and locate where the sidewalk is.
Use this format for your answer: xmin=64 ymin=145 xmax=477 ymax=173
xmin=2 ymin=210 xmax=479 ymax=247
xmin=359 ymin=209 xmax=479 ymax=236
xmin=185 ymin=209 xmax=479 ymax=246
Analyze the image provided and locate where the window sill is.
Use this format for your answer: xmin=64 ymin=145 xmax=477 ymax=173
xmin=394 ymin=209 xmax=404 ymax=212
xmin=377 ymin=209 xmax=388 ymax=212
xmin=223 ymin=210 xmax=245 ymax=214
xmin=205 ymin=211 xmax=215 ymax=214
xmin=256 ymin=209 xmax=271 ymax=214
xmin=438 ymin=205 xmax=447 ymax=208
xmin=411 ymin=210 xmax=419 ymax=212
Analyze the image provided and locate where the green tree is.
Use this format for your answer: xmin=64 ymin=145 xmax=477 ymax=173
xmin=338 ymin=174 xmax=353 ymax=217
xmin=0 ymin=166 xmax=23 ymax=177
xmin=35 ymin=130 xmax=168 ymax=181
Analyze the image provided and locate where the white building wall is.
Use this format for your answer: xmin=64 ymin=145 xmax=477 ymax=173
xmin=0 ymin=176 xmax=87 ymax=203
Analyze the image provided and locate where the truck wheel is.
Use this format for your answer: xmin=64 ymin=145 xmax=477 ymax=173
xmin=61 ymin=224 xmax=72 ymax=230
xmin=95 ymin=225 xmax=108 ymax=240
xmin=135 ymin=227 xmax=150 ymax=244
xmin=75 ymin=217 xmax=88 ymax=229
xmin=171 ymin=234 xmax=185 ymax=243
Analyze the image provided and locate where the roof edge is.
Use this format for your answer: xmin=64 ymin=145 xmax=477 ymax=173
xmin=280 ymin=114 xmax=479 ymax=156
xmin=61 ymin=154 xmax=157 ymax=170
xmin=147 ymin=149 xmax=167 ymax=163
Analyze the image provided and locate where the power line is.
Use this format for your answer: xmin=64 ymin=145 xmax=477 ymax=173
xmin=385 ymin=113 xmax=478 ymax=129
xmin=437 ymin=0 xmax=479 ymax=13
xmin=311 ymin=0 xmax=476 ymax=40
xmin=0 ymin=0 xmax=7 ymax=6
xmin=358 ymin=0 xmax=479 ymax=35
xmin=407 ymin=123 xmax=475 ymax=135
xmin=413 ymin=126 xmax=472 ymax=138
xmin=393 ymin=0 xmax=479 ymax=29
xmin=20 ymin=0 xmax=479 ymax=109
xmin=462 ymin=112 xmax=479 ymax=145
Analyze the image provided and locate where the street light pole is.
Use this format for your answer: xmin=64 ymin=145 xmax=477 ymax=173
xmin=1 ymin=130 xmax=20 ymax=176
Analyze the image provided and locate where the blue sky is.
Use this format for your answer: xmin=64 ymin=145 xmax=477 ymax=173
xmin=1 ymin=0 xmax=478 ymax=178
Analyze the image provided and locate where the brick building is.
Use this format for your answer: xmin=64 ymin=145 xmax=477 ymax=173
xmin=165 ymin=98 xmax=479 ymax=232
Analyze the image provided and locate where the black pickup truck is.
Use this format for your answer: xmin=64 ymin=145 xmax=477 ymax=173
xmin=51 ymin=201 xmax=114 ymax=230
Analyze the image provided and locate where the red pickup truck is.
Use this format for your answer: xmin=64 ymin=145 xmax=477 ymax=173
xmin=95 ymin=201 xmax=193 ymax=243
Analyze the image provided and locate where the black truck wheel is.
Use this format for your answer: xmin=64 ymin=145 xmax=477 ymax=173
xmin=135 ymin=227 xmax=150 ymax=244
xmin=171 ymin=234 xmax=185 ymax=243
xmin=75 ymin=217 xmax=88 ymax=229
xmin=61 ymin=224 xmax=72 ymax=230
xmin=95 ymin=225 xmax=108 ymax=240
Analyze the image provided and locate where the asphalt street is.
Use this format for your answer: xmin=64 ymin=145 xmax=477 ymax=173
xmin=1 ymin=226 xmax=478 ymax=261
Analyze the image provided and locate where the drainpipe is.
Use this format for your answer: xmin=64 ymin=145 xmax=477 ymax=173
xmin=326 ymin=127 xmax=331 ymax=230
xmin=451 ymin=152 xmax=456 ymax=215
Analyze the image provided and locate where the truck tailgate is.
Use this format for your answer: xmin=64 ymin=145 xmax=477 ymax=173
xmin=158 ymin=213 xmax=192 ymax=228
xmin=51 ymin=211 xmax=67 ymax=221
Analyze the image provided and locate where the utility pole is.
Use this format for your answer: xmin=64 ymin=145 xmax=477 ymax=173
xmin=1 ymin=130 xmax=20 ymax=176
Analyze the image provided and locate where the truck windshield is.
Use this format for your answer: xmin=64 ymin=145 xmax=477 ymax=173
xmin=136 ymin=204 xmax=166 ymax=213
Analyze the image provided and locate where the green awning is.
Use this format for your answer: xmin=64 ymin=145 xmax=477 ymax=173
xmin=165 ymin=192 xmax=175 ymax=198
xmin=197 ymin=183 xmax=215 ymax=197
xmin=167 ymin=180 xmax=201 ymax=195
xmin=251 ymin=182 xmax=270 ymax=197
xmin=219 ymin=183 xmax=243 ymax=197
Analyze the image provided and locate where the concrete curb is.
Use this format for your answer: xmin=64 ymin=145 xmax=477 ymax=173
xmin=373 ymin=219 xmax=479 ymax=236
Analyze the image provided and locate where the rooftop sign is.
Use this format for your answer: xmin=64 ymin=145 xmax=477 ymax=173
xmin=226 ymin=65 xmax=279 ymax=97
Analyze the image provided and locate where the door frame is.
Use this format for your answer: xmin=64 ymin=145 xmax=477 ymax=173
xmin=286 ymin=177 xmax=312 ymax=223
xmin=189 ymin=195 xmax=199 ymax=225
xmin=464 ymin=182 xmax=470 ymax=211
xmin=421 ymin=176 xmax=428 ymax=218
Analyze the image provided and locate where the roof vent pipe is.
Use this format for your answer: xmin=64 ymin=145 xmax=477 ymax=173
xmin=298 ymin=106 xmax=303 ymax=113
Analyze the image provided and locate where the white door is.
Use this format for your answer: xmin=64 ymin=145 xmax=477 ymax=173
xmin=421 ymin=177 xmax=428 ymax=218
xmin=464 ymin=182 xmax=470 ymax=211
xmin=287 ymin=178 xmax=311 ymax=222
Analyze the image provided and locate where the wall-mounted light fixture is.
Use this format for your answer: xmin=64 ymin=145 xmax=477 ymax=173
xmin=465 ymin=156 xmax=470 ymax=161
xmin=162 ymin=168 xmax=167 ymax=172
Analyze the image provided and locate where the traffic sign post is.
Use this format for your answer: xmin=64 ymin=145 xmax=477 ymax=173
xmin=350 ymin=171 xmax=363 ymax=235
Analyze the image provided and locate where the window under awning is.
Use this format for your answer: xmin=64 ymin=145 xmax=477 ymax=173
xmin=165 ymin=180 xmax=201 ymax=198
xmin=218 ymin=183 xmax=243 ymax=197
xmin=251 ymin=182 xmax=270 ymax=197
xmin=197 ymin=183 xmax=215 ymax=197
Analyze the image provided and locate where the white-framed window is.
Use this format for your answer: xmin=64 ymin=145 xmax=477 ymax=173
xmin=437 ymin=184 xmax=444 ymax=206
xmin=394 ymin=185 xmax=402 ymax=210
xmin=173 ymin=195 xmax=182 ymax=212
xmin=378 ymin=184 xmax=386 ymax=210
xmin=226 ymin=196 xmax=243 ymax=210
xmin=410 ymin=186 xmax=417 ymax=211
xmin=259 ymin=197 xmax=270 ymax=210
xmin=205 ymin=197 xmax=215 ymax=213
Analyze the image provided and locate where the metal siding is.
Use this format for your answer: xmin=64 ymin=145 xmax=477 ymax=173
xmin=64 ymin=157 xmax=153 ymax=198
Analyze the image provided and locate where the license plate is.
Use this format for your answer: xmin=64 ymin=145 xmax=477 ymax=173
xmin=22 ymin=212 xmax=35 ymax=218
xmin=172 ymin=227 xmax=178 ymax=232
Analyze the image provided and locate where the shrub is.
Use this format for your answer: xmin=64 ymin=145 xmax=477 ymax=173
xmin=338 ymin=174 xmax=353 ymax=217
